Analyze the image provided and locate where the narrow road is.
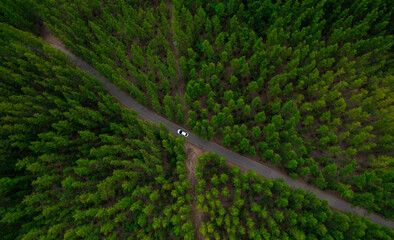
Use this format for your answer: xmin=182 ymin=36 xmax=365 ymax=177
xmin=44 ymin=37 xmax=393 ymax=229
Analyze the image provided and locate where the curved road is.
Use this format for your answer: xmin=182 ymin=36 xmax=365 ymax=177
xmin=46 ymin=39 xmax=393 ymax=229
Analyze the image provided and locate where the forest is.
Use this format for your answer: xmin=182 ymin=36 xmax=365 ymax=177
xmin=0 ymin=23 xmax=193 ymax=239
xmin=0 ymin=0 xmax=393 ymax=239
xmin=196 ymin=152 xmax=393 ymax=240
xmin=34 ymin=0 xmax=394 ymax=219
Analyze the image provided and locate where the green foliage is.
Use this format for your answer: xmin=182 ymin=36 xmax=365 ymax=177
xmin=195 ymin=153 xmax=394 ymax=240
xmin=0 ymin=24 xmax=194 ymax=239
xmin=3 ymin=0 xmax=393 ymax=238
xmin=168 ymin=0 xmax=393 ymax=218
xmin=36 ymin=0 xmax=394 ymax=219
xmin=0 ymin=0 xmax=41 ymax=34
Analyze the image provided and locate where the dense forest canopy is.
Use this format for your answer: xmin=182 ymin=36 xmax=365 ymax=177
xmin=196 ymin=152 xmax=394 ymax=240
xmin=37 ymin=0 xmax=393 ymax=219
xmin=0 ymin=0 xmax=393 ymax=239
xmin=0 ymin=23 xmax=193 ymax=239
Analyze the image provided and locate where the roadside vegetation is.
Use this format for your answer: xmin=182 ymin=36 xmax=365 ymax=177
xmin=0 ymin=0 xmax=393 ymax=238
xmin=0 ymin=23 xmax=193 ymax=239
xmin=196 ymin=152 xmax=393 ymax=240
xmin=37 ymin=0 xmax=393 ymax=219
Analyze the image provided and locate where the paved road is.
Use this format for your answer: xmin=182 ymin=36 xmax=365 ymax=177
xmin=46 ymin=41 xmax=393 ymax=229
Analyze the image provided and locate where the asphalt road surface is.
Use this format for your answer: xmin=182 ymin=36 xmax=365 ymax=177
xmin=47 ymin=41 xmax=393 ymax=229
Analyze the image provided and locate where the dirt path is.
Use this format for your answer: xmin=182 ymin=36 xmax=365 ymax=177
xmin=185 ymin=142 xmax=205 ymax=240
xmin=41 ymin=25 xmax=72 ymax=56
xmin=166 ymin=1 xmax=185 ymax=99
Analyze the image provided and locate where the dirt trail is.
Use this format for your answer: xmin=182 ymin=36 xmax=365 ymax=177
xmin=166 ymin=1 xmax=185 ymax=100
xmin=185 ymin=142 xmax=205 ymax=240
xmin=41 ymin=25 xmax=72 ymax=56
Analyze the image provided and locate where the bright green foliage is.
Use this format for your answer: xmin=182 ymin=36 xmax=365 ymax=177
xmin=3 ymin=0 xmax=393 ymax=238
xmin=196 ymin=153 xmax=394 ymax=240
xmin=165 ymin=0 xmax=392 ymax=218
xmin=30 ymin=0 xmax=394 ymax=219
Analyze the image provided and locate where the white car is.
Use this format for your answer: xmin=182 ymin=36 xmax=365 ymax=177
xmin=177 ymin=129 xmax=189 ymax=137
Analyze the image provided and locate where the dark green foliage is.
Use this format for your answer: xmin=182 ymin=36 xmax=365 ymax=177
xmin=3 ymin=0 xmax=393 ymax=238
xmin=0 ymin=23 xmax=194 ymax=239
xmin=37 ymin=0 xmax=176 ymax=110
xmin=32 ymin=0 xmax=394 ymax=219
xmin=0 ymin=0 xmax=41 ymax=34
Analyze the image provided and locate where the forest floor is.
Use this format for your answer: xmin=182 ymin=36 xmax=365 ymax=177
xmin=185 ymin=142 xmax=205 ymax=240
